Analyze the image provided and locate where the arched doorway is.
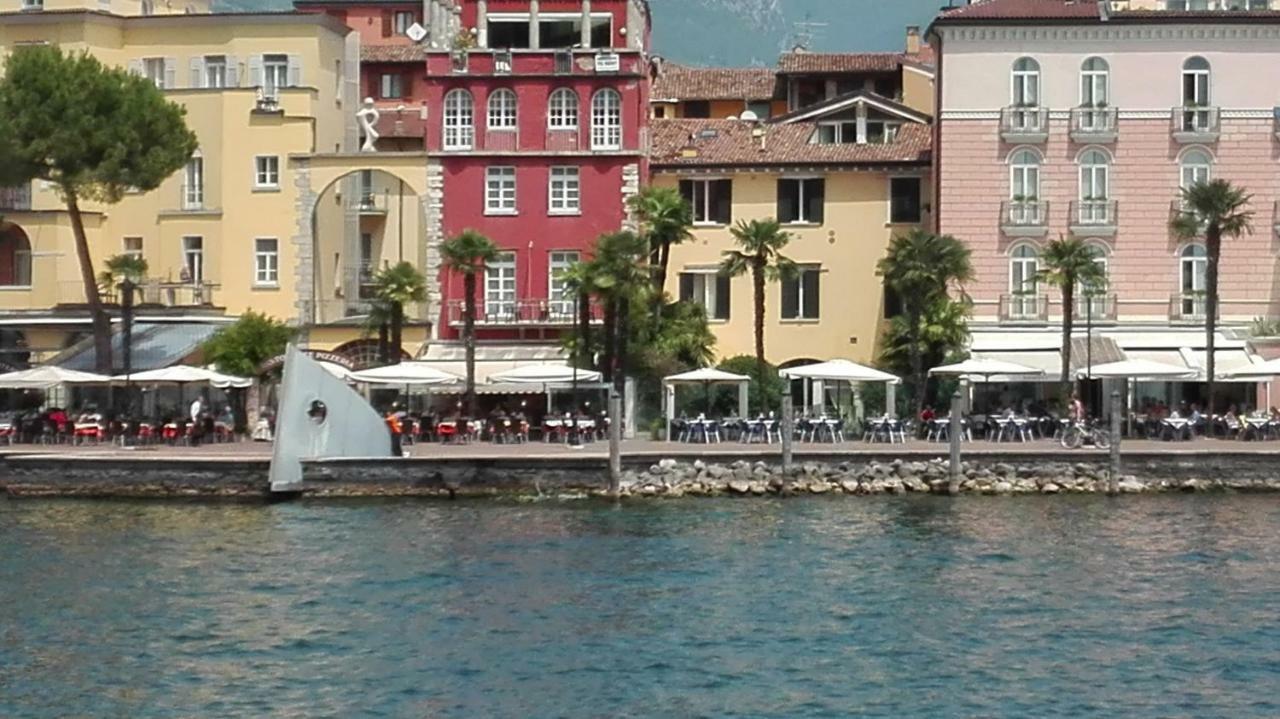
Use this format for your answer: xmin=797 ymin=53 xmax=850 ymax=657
xmin=0 ymin=222 xmax=32 ymax=287
xmin=332 ymin=338 xmax=410 ymax=371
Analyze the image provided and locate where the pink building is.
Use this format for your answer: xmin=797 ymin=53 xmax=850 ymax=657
xmin=931 ymin=0 xmax=1280 ymax=409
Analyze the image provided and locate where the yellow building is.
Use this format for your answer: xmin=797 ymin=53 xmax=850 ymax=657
xmin=0 ymin=0 xmax=431 ymax=370
xmin=651 ymin=90 xmax=933 ymax=369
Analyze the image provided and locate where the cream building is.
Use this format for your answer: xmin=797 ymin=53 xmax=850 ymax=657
xmin=0 ymin=0 xmax=430 ymax=370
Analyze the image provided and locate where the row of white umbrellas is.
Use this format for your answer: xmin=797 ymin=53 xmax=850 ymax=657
xmin=345 ymin=362 xmax=603 ymax=386
xmin=0 ymin=364 xmax=252 ymax=390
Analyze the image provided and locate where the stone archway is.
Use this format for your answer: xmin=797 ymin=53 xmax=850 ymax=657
xmin=287 ymin=153 xmax=439 ymax=331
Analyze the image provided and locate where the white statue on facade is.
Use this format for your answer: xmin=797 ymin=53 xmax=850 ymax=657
xmin=356 ymin=98 xmax=381 ymax=152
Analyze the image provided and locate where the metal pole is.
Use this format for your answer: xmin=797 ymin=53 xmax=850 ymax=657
xmin=781 ymin=394 xmax=794 ymax=474
xmin=608 ymin=390 xmax=621 ymax=498
xmin=1109 ymin=389 xmax=1121 ymax=496
xmin=948 ymin=390 xmax=962 ymax=496
xmin=121 ymin=278 xmax=135 ymax=446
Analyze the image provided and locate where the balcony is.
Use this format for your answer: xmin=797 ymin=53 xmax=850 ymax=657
xmin=999 ymin=293 xmax=1050 ymax=324
xmin=447 ymin=298 xmax=602 ymax=327
xmin=93 ymin=280 xmax=219 ymax=308
xmin=0 ymin=184 xmax=32 ymax=212
xmin=350 ymin=192 xmax=388 ymax=216
xmin=1169 ymin=293 xmax=1215 ymax=324
xmin=1069 ymin=106 xmax=1117 ymax=143
xmin=1000 ymin=106 xmax=1049 ymax=143
xmin=1171 ymin=106 xmax=1220 ymax=143
xmin=1000 ymin=200 xmax=1049 ymax=237
xmin=1074 ymin=293 xmax=1118 ymax=323
xmin=1068 ymin=199 xmax=1118 ymax=237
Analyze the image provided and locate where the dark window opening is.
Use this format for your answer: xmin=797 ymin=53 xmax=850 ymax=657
xmin=683 ymin=100 xmax=711 ymax=118
xmin=777 ymin=178 xmax=824 ymax=224
xmin=488 ymin=20 xmax=531 ymax=49
xmin=890 ymin=177 xmax=922 ymax=224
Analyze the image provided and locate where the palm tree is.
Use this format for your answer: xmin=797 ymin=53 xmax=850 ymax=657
xmin=441 ymin=230 xmax=499 ymax=416
xmin=720 ymin=218 xmax=796 ymax=407
xmin=590 ymin=230 xmax=650 ymax=394
xmin=876 ymin=229 xmax=974 ymax=419
xmin=1170 ymin=179 xmax=1254 ymax=418
xmin=372 ymin=261 xmax=427 ymax=365
xmin=628 ymin=186 xmax=693 ymax=298
xmin=559 ymin=261 xmax=599 ymax=372
xmin=96 ymin=254 xmax=148 ymax=303
xmin=1037 ymin=236 xmax=1107 ymax=400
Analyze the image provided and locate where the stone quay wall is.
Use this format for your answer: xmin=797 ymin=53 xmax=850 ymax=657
xmin=1 ymin=451 xmax=1278 ymax=500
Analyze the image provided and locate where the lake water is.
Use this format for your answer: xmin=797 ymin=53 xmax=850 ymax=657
xmin=2 ymin=495 xmax=1279 ymax=718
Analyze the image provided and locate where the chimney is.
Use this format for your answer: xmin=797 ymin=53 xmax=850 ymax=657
xmin=905 ymin=26 xmax=921 ymax=55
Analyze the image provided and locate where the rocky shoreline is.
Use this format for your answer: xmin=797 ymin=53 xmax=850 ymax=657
xmin=616 ymin=459 xmax=1276 ymax=498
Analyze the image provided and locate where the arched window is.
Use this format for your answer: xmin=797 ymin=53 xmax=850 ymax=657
xmin=548 ymin=88 xmax=579 ymax=130
xmin=1009 ymin=148 xmax=1041 ymax=200
xmin=1080 ymin=57 xmax=1109 ymax=107
xmin=443 ymin=89 xmax=474 ymax=150
xmin=183 ymin=149 xmax=203 ymax=210
xmin=1078 ymin=148 xmax=1111 ymax=224
xmin=0 ymin=224 xmax=31 ymax=287
xmin=1179 ymin=244 xmax=1207 ymax=319
xmin=590 ymin=89 xmax=622 ymax=150
xmin=1011 ymin=57 xmax=1040 ymax=107
xmin=1180 ymin=56 xmax=1212 ymax=132
xmin=487 ymin=88 xmax=517 ymax=130
xmin=1009 ymin=243 xmax=1040 ymax=318
xmin=1179 ymin=147 xmax=1212 ymax=192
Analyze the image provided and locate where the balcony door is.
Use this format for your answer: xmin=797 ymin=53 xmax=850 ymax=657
xmin=485 ymin=252 xmax=517 ymax=321
xmin=1181 ymin=57 xmax=1211 ymax=131
xmin=1009 ymin=244 xmax=1039 ymax=319
xmin=1078 ymin=149 xmax=1110 ymax=224
xmin=1180 ymin=244 xmax=1207 ymax=318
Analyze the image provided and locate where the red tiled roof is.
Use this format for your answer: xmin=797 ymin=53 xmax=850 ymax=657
xmin=777 ymin=52 xmax=903 ymax=74
xmin=650 ymin=119 xmax=931 ymax=169
xmin=936 ymin=0 xmax=1099 ymax=20
xmin=651 ymin=63 xmax=778 ymax=101
xmin=361 ymin=44 xmax=428 ymax=63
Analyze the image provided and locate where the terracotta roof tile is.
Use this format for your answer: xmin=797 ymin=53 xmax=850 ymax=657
xmin=936 ymin=0 xmax=1100 ymax=21
xmin=651 ymin=63 xmax=779 ymax=101
xmin=650 ymin=119 xmax=931 ymax=169
xmin=777 ymin=52 xmax=904 ymax=74
xmin=361 ymin=44 xmax=427 ymax=63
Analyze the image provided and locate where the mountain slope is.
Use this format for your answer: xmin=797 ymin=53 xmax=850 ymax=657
xmin=213 ymin=0 xmax=944 ymax=66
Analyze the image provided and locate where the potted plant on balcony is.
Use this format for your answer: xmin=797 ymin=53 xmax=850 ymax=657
xmin=450 ymin=29 xmax=475 ymax=72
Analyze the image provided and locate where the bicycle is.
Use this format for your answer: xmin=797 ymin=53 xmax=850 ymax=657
xmin=1060 ymin=419 xmax=1111 ymax=450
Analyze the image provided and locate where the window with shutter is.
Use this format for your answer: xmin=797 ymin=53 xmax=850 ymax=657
xmin=781 ymin=266 xmax=820 ymax=320
xmin=778 ymin=179 xmax=824 ymax=224
xmin=679 ymin=179 xmax=731 ymax=225
xmin=678 ymin=272 xmax=731 ymax=321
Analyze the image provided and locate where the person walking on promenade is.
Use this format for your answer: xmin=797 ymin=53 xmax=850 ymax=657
xmin=385 ymin=404 xmax=404 ymax=457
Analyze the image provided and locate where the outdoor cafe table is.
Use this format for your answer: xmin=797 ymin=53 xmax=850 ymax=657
xmin=990 ymin=417 xmax=1032 ymax=442
xmin=1241 ymin=416 xmax=1274 ymax=441
xmin=680 ymin=418 xmax=721 ymax=444
xmin=929 ymin=417 xmax=970 ymax=442
xmin=1162 ymin=417 xmax=1192 ymax=441
xmin=800 ymin=417 xmax=842 ymax=443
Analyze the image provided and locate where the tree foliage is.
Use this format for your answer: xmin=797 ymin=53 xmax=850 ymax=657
xmin=878 ymin=295 xmax=970 ymax=410
xmin=877 ymin=230 xmax=973 ymax=418
xmin=0 ymin=46 xmax=197 ymax=371
xmin=628 ymin=186 xmax=693 ymax=297
xmin=371 ymin=261 xmax=427 ymax=365
xmin=720 ymin=218 xmax=796 ymax=409
xmin=1037 ymin=236 xmax=1107 ymax=398
xmin=202 ymin=312 xmax=295 ymax=378
xmin=1170 ymin=179 xmax=1254 ymax=415
xmin=441 ymin=229 xmax=499 ymax=416
xmin=97 ymin=253 xmax=149 ymax=298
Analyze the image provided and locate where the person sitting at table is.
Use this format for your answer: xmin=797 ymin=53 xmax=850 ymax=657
xmin=1188 ymin=404 xmax=1204 ymax=434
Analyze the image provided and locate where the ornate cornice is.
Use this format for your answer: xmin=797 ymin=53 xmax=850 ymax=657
xmin=938 ymin=23 xmax=1280 ymax=44
xmin=941 ymin=108 xmax=1279 ymax=120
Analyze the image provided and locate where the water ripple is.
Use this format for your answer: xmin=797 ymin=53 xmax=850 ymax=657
xmin=1 ymin=495 xmax=1279 ymax=717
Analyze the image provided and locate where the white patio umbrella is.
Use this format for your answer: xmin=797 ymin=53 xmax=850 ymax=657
xmin=781 ymin=360 xmax=900 ymax=417
xmin=348 ymin=362 xmax=460 ymax=386
xmin=929 ymin=358 xmax=1046 ymax=382
xmin=1076 ymin=359 xmax=1195 ymax=380
xmin=115 ymin=365 xmax=253 ymax=388
xmin=0 ymin=365 xmax=111 ymax=389
xmin=780 ymin=359 xmax=899 ymax=383
xmin=663 ymin=367 xmax=752 ymax=420
xmin=487 ymin=363 xmax=602 ymax=384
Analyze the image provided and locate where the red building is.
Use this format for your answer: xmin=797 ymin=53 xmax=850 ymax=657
xmin=423 ymin=0 xmax=651 ymax=345
xmin=298 ymin=0 xmax=651 ymax=350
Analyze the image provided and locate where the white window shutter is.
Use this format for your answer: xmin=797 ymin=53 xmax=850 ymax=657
xmin=189 ymin=56 xmax=203 ymax=88
xmin=248 ymin=54 xmax=263 ymax=88
xmin=127 ymin=59 xmax=143 ymax=76
xmin=226 ymin=54 xmax=239 ymax=87
xmin=164 ymin=57 xmax=177 ymax=89
xmin=287 ymin=54 xmax=302 ymax=87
